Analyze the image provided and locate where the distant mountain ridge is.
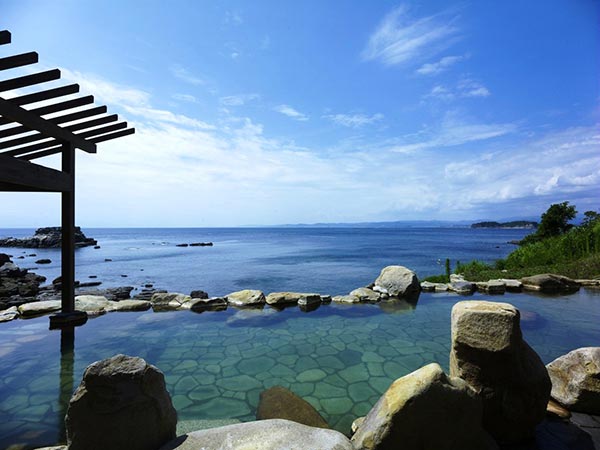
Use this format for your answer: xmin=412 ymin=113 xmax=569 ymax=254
xmin=471 ymin=221 xmax=538 ymax=229
xmin=273 ymin=218 xmax=538 ymax=228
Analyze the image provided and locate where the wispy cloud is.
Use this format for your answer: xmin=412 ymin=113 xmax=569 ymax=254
xmin=324 ymin=113 xmax=384 ymax=128
xmin=389 ymin=113 xmax=516 ymax=153
xmin=274 ymin=104 xmax=309 ymax=121
xmin=426 ymin=78 xmax=490 ymax=101
xmin=170 ymin=64 xmax=205 ymax=85
xmin=224 ymin=10 xmax=243 ymax=26
xmin=362 ymin=5 xmax=460 ymax=66
xmin=172 ymin=93 xmax=198 ymax=103
xmin=220 ymin=94 xmax=260 ymax=106
xmin=416 ymin=54 xmax=467 ymax=75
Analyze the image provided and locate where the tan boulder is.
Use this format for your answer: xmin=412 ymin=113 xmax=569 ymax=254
xmin=256 ymin=385 xmax=329 ymax=429
xmin=547 ymin=347 xmax=600 ymax=414
xmin=521 ymin=274 xmax=579 ymax=293
xmin=450 ymin=301 xmax=551 ymax=443
xmin=351 ymin=363 xmax=496 ymax=450
xmin=150 ymin=292 xmax=194 ymax=311
xmin=226 ymin=289 xmax=265 ymax=307
xmin=349 ymin=287 xmax=381 ymax=302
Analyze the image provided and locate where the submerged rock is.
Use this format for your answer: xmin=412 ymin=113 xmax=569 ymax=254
xmin=547 ymin=347 xmax=600 ymax=414
xmin=226 ymin=289 xmax=266 ymax=307
xmin=372 ymin=265 xmax=420 ymax=299
xmin=521 ymin=274 xmax=580 ymax=293
xmin=66 ymin=354 xmax=177 ymax=450
xmin=352 ymin=363 xmax=496 ymax=450
xmin=256 ymin=385 xmax=329 ymax=429
xmin=450 ymin=300 xmax=551 ymax=443
xmin=160 ymin=419 xmax=353 ymax=450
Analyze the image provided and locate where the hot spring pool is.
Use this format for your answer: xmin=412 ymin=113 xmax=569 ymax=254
xmin=1 ymin=289 xmax=599 ymax=449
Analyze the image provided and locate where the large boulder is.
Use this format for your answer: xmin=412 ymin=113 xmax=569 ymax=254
xmin=160 ymin=419 xmax=353 ymax=450
xmin=256 ymin=385 xmax=329 ymax=429
xmin=372 ymin=266 xmax=420 ymax=299
xmin=66 ymin=354 xmax=177 ymax=450
xmin=546 ymin=347 xmax=600 ymax=414
xmin=450 ymin=301 xmax=551 ymax=443
xmin=351 ymin=363 xmax=496 ymax=450
xmin=226 ymin=289 xmax=265 ymax=307
xmin=521 ymin=274 xmax=580 ymax=293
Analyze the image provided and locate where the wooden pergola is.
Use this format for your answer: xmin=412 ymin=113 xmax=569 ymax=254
xmin=0 ymin=30 xmax=135 ymax=327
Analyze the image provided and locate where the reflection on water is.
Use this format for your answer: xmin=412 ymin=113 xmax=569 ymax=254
xmin=0 ymin=290 xmax=599 ymax=449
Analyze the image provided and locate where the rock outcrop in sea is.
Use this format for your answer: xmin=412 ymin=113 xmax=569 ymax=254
xmin=0 ymin=227 xmax=97 ymax=248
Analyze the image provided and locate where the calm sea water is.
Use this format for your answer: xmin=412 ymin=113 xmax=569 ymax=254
xmin=1 ymin=227 xmax=599 ymax=449
xmin=1 ymin=227 xmax=532 ymax=296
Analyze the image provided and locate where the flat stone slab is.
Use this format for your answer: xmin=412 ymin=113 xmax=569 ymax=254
xmin=160 ymin=419 xmax=354 ymax=450
xmin=18 ymin=300 xmax=61 ymax=317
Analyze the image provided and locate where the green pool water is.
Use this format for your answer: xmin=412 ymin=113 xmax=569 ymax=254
xmin=1 ymin=290 xmax=599 ymax=449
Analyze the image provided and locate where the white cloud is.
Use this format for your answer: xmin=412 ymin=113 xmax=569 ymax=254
xmin=220 ymin=94 xmax=259 ymax=106
xmin=172 ymin=93 xmax=197 ymax=103
xmin=273 ymin=104 xmax=309 ymax=121
xmin=426 ymin=78 xmax=490 ymax=101
xmin=416 ymin=54 xmax=467 ymax=75
xmin=170 ymin=64 xmax=205 ymax=85
xmin=389 ymin=114 xmax=516 ymax=153
xmin=362 ymin=5 xmax=460 ymax=66
xmin=324 ymin=113 xmax=384 ymax=128
xmin=225 ymin=10 xmax=243 ymax=26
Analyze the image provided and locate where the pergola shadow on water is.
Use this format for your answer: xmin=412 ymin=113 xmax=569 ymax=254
xmin=0 ymin=29 xmax=135 ymax=328
xmin=0 ymin=30 xmax=135 ymax=443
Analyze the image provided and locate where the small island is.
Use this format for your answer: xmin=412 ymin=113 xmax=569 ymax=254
xmin=0 ymin=227 xmax=97 ymax=248
xmin=471 ymin=221 xmax=538 ymax=229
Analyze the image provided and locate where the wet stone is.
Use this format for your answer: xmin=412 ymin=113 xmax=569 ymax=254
xmin=348 ymin=382 xmax=377 ymax=402
xmin=237 ymin=356 xmax=276 ymax=375
xmin=339 ymin=364 xmax=369 ymax=384
xmin=297 ymin=369 xmax=327 ymax=383
xmin=182 ymin=397 xmax=251 ymax=418
xmin=188 ymin=385 xmax=220 ymax=402
xmin=313 ymin=382 xmax=348 ymax=398
xmin=217 ymin=375 xmax=262 ymax=392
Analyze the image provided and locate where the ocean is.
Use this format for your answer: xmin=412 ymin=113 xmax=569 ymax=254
xmin=0 ymin=227 xmax=532 ymax=296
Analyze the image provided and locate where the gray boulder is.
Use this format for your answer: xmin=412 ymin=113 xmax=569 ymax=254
xmin=226 ymin=289 xmax=266 ymax=307
xmin=352 ymin=363 xmax=496 ymax=450
xmin=476 ymin=280 xmax=506 ymax=295
xmin=160 ymin=419 xmax=353 ymax=450
xmin=66 ymin=354 xmax=176 ymax=450
xmin=105 ymin=299 xmax=152 ymax=312
xmin=373 ymin=265 xmax=420 ymax=299
xmin=449 ymin=280 xmax=475 ymax=294
xmin=189 ymin=297 xmax=227 ymax=312
xmin=257 ymin=385 xmax=329 ymax=429
xmin=547 ymin=347 xmax=600 ymax=414
xmin=450 ymin=301 xmax=551 ymax=443
xmin=150 ymin=292 xmax=194 ymax=311
xmin=521 ymin=274 xmax=580 ymax=293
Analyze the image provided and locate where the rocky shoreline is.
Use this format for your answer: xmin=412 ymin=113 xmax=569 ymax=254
xmin=1 ymin=252 xmax=599 ymax=322
xmin=0 ymin=227 xmax=98 ymax=249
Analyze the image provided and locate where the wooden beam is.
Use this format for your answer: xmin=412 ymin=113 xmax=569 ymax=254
xmin=8 ymin=84 xmax=80 ymax=106
xmin=2 ymin=139 xmax=59 ymax=157
xmin=0 ymin=69 xmax=61 ymax=92
xmin=17 ymin=122 xmax=128 ymax=160
xmin=0 ymin=105 xmax=108 ymax=139
xmin=0 ymin=153 xmax=72 ymax=191
xmin=0 ymin=98 xmax=97 ymax=152
xmin=0 ymin=181 xmax=58 ymax=192
xmin=0 ymin=95 xmax=94 ymax=126
xmin=89 ymin=127 xmax=135 ymax=143
xmin=0 ymin=31 xmax=10 ymax=45
xmin=0 ymin=52 xmax=38 ymax=71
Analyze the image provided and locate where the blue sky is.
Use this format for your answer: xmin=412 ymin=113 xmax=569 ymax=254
xmin=1 ymin=0 xmax=598 ymax=226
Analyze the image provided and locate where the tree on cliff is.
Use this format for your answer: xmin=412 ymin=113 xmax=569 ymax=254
xmin=522 ymin=201 xmax=577 ymax=245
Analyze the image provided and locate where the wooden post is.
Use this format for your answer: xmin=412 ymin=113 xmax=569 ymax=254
xmin=61 ymin=141 xmax=75 ymax=313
